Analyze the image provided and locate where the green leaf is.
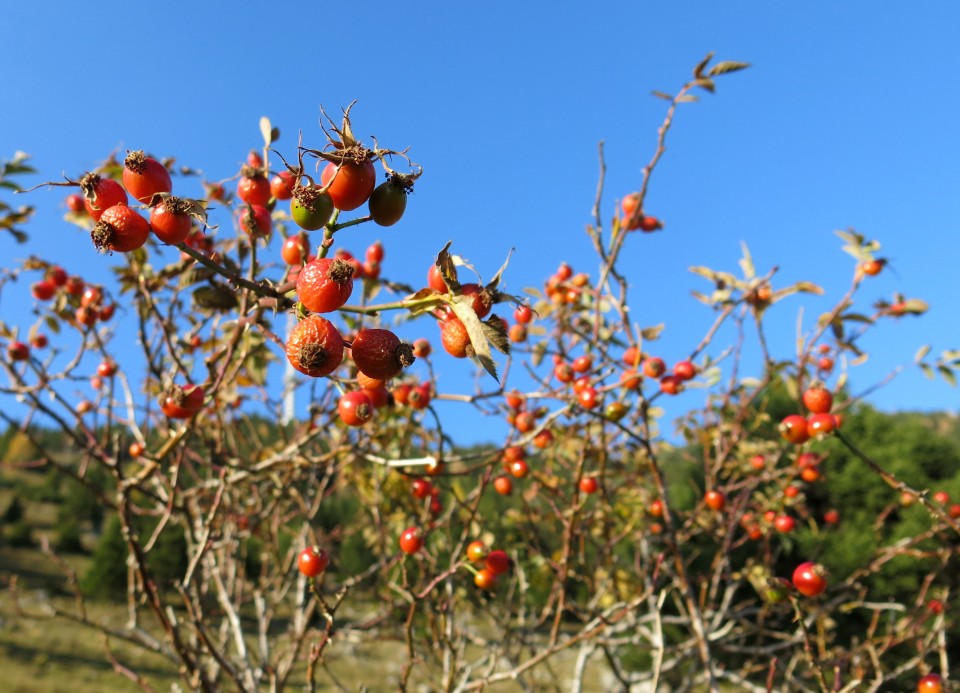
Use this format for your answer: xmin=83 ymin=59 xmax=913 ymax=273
xmin=919 ymin=363 xmax=935 ymax=380
xmin=706 ymin=60 xmax=751 ymax=77
xmin=651 ymin=90 xmax=673 ymax=101
xmin=676 ymin=94 xmax=699 ymax=103
xmin=915 ymin=344 xmax=931 ymax=363
xmin=938 ymin=366 xmax=957 ymax=387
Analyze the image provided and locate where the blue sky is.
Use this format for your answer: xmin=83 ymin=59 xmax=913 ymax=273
xmin=1 ymin=3 xmax=958 ymax=441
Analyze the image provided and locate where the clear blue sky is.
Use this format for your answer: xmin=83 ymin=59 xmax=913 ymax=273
xmin=1 ymin=3 xmax=958 ymax=441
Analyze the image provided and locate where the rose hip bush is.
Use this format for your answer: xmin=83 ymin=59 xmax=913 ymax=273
xmin=1 ymin=56 xmax=959 ymax=692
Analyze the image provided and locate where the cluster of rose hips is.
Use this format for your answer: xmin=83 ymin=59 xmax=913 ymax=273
xmin=465 ymin=540 xmax=511 ymax=591
xmin=779 ymin=384 xmax=839 ymax=445
xmin=25 ymin=263 xmax=116 ymax=332
xmin=619 ymin=192 xmax=663 ymax=232
xmin=542 ymin=261 xmax=592 ymax=308
xmin=6 ymin=265 xmax=119 ymax=370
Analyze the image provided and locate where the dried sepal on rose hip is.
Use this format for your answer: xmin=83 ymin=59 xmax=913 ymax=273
xmin=351 ymin=328 xmax=415 ymax=380
xmin=285 ymin=315 xmax=344 ymax=377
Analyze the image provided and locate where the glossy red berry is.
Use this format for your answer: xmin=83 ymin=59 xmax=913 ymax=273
xmin=31 ymin=280 xmax=56 ymax=301
xmin=298 ymin=547 xmax=329 ymax=577
xmin=917 ymin=673 xmax=943 ymax=693
xmin=411 ymin=478 xmax=433 ymax=500
xmin=508 ymin=459 xmax=529 ymax=479
xmin=321 ymin=160 xmax=377 ymax=211
xmin=860 ymin=259 xmax=886 ymax=277
xmin=66 ymin=193 xmax=85 ymax=213
xmin=774 ymin=515 xmax=796 ymax=533
xmin=270 ymin=171 xmax=297 ymax=200
xmin=579 ymin=477 xmax=599 ymax=495
xmin=792 ymin=561 xmax=828 ymax=597
xmin=399 ymin=527 xmax=423 ymax=554
xmin=493 ymin=475 xmax=513 ymax=496
xmin=122 ymin=151 xmax=172 ymax=203
xmin=149 ymin=196 xmax=193 ymax=245
xmin=466 ymin=540 xmax=487 ymax=563
xmin=514 ymin=304 xmax=533 ymax=324
xmin=408 ymin=383 xmax=432 ymax=410
xmin=474 ymin=568 xmax=497 ymax=591
xmin=659 ymin=375 xmax=682 ymax=395
xmin=673 ymin=360 xmax=697 ymax=381
xmin=281 ymin=233 xmax=311 ymax=265
xmin=807 ymin=412 xmax=837 ymax=437
xmin=780 ymin=415 xmax=810 ymax=445
xmin=704 ymin=490 xmax=726 ymax=511
xmin=80 ymin=173 xmax=128 ymax=221
xmin=485 ymin=549 xmax=510 ymax=575
xmin=237 ymin=170 xmax=271 ymax=206
xmin=337 ymin=390 xmax=374 ymax=426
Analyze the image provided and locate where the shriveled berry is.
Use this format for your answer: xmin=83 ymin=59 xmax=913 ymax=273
xmin=297 ymin=258 xmax=355 ymax=313
xmin=91 ymin=205 xmax=150 ymax=253
xmin=351 ymin=328 xmax=415 ymax=380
